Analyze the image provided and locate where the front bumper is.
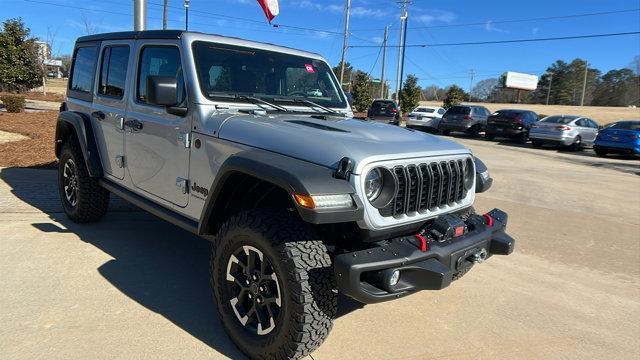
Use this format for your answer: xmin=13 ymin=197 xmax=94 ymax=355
xmin=334 ymin=209 xmax=515 ymax=304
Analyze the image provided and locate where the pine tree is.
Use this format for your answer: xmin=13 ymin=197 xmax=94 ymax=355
xmin=351 ymin=71 xmax=372 ymax=112
xmin=399 ymin=74 xmax=421 ymax=114
xmin=443 ymin=85 xmax=466 ymax=109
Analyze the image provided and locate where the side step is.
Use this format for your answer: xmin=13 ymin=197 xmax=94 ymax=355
xmin=99 ymin=179 xmax=199 ymax=235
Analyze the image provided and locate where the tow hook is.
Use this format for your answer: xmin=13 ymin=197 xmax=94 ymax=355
xmin=468 ymin=248 xmax=488 ymax=264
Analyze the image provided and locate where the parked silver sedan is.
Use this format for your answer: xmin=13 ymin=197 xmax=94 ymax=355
xmin=529 ymin=115 xmax=600 ymax=151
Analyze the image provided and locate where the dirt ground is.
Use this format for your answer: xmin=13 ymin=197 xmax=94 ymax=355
xmin=0 ymin=111 xmax=57 ymax=168
xmin=0 ymin=132 xmax=638 ymax=359
xmin=420 ymin=100 xmax=640 ymax=124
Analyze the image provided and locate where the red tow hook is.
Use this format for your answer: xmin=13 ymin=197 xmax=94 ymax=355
xmin=483 ymin=213 xmax=494 ymax=227
xmin=415 ymin=234 xmax=428 ymax=252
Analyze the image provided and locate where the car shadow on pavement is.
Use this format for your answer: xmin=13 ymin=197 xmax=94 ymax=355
xmin=1 ymin=167 xmax=363 ymax=357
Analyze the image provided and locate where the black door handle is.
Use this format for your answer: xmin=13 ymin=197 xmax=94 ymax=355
xmin=91 ymin=111 xmax=106 ymax=120
xmin=125 ymin=118 xmax=143 ymax=131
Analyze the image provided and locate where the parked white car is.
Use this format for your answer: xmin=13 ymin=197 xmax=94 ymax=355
xmin=407 ymin=106 xmax=446 ymax=131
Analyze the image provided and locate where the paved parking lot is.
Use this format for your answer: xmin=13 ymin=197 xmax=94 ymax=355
xmin=0 ymin=137 xmax=638 ymax=360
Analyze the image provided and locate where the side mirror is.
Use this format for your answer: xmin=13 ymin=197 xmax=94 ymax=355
xmin=598 ymin=125 xmax=603 ymax=130
xmin=146 ymin=75 xmax=178 ymax=106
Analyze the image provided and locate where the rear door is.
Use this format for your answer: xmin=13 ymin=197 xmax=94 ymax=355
xmin=91 ymin=41 xmax=133 ymax=180
xmin=125 ymin=41 xmax=191 ymax=207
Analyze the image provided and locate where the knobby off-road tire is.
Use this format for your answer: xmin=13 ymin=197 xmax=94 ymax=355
xmin=58 ymin=141 xmax=110 ymax=223
xmin=211 ymin=209 xmax=336 ymax=360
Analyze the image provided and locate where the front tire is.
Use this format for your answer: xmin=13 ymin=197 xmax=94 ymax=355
xmin=211 ymin=210 xmax=336 ymax=360
xmin=595 ymin=148 xmax=608 ymax=157
xmin=57 ymin=141 xmax=109 ymax=223
xmin=532 ymin=140 xmax=543 ymax=148
xmin=484 ymin=133 xmax=495 ymax=141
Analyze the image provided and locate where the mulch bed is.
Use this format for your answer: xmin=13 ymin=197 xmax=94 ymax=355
xmin=0 ymin=91 xmax=64 ymax=103
xmin=0 ymin=111 xmax=58 ymax=168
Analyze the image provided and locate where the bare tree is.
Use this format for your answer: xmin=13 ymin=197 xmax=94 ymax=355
xmin=80 ymin=12 xmax=96 ymax=35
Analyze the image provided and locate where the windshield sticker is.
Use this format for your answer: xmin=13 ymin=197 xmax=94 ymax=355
xmin=305 ymin=64 xmax=315 ymax=73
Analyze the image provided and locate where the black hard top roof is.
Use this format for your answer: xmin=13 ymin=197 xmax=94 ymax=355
xmin=76 ymin=30 xmax=184 ymax=43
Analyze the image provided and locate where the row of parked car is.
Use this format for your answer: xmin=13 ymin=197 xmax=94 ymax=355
xmin=364 ymin=100 xmax=640 ymax=158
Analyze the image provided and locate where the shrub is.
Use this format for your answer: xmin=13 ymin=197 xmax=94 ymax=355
xmin=1 ymin=94 xmax=26 ymax=112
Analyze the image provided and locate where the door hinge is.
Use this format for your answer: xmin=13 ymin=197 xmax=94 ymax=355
xmin=178 ymin=132 xmax=191 ymax=148
xmin=115 ymin=155 xmax=125 ymax=168
xmin=176 ymin=177 xmax=189 ymax=194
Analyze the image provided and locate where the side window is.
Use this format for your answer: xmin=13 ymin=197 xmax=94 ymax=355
xmin=69 ymin=46 xmax=98 ymax=95
xmin=137 ymin=46 xmax=185 ymax=104
xmin=576 ymin=119 xmax=586 ymax=127
xmin=588 ymin=120 xmax=598 ymax=128
xmin=98 ymin=46 xmax=130 ymax=99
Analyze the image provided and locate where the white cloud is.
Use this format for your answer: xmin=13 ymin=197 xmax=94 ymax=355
xmin=414 ymin=10 xmax=456 ymax=25
xmin=288 ymin=1 xmax=384 ymax=18
xmin=484 ymin=20 xmax=508 ymax=33
xmin=371 ymin=36 xmax=383 ymax=44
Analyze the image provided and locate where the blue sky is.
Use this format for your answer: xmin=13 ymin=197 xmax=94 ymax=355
xmin=3 ymin=0 xmax=640 ymax=90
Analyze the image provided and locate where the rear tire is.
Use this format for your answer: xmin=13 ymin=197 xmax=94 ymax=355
xmin=484 ymin=133 xmax=495 ymax=141
xmin=211 ymin=209 xmax=336 ymax=360
xmin=57 ymin=141 xmax=109 ymax=223
xmin=440 ymin=128 xmax=450 ymax=136
xmin=468 ymin=125 xmax=481 ymax=137
xmin=569 ymin=136 xmax=583 ymax=151
xmin=517 ymin=131 xmax=529 ymax=144
xmin=531 ymin=140 xmax=543 ymax=148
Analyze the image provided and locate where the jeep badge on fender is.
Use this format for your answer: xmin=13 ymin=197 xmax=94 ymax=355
xmin=55 ymin=30 xmax=515 ymax=360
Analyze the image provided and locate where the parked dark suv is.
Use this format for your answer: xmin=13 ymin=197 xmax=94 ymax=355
xmin=439 ymin=105 xmax=491 ymax=137
xmin=367 ymin=99 xmax=400 ymax=124
xmin=485 ymin=109 xmax=539 ymax=143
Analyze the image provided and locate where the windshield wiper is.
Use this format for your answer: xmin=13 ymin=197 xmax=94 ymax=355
xmin=209 ymin=93 xmax=288 ymax=112
xmin=288 ymin=98 xmax=341 ymax=115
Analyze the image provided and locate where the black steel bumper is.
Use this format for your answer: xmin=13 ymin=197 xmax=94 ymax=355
xmin=334 ymin=209 xmax=515 ymax=304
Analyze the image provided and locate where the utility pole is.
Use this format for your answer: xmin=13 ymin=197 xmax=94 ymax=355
xmin=339 ymin=0 xmax=351 ymax=90
xmin=468 ymin=69 xmax=476 ymax=100
xmin=380 ymin=25 xmax=388 ymax=98
xmin=395 ymin=0 xmax=409 ymax=107
xmin=162 ymin=0 xmax=168 ymax=30
xmin=580 ymin=61 xmax=588 ymax=106
xmin=546 ymin=72 xmax=553 ymax=105
xmin=134 ymin=0 xmax=146 ymax=31
xmin=184 ymin=0 xmax=190 ymax=31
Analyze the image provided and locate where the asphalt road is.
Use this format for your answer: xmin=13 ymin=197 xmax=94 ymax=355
xmin=0 ymin=136 xmax=638 ymax=360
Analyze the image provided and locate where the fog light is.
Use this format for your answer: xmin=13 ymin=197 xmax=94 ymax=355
xmin=389 ymin=270 xmax=400 ymax=286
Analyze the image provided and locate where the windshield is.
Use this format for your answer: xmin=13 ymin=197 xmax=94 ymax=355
xmin=541 ymin=116 xmax=576 ymax=124
xmin=192 ymin=41 xmax=347 ymax=110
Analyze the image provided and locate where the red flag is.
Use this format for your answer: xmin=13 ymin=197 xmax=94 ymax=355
xmin=257 ymin=0 xmax=279 ymax=23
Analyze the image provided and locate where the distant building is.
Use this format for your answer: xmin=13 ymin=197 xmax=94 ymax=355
xmin=34 ymin=41 xmax=63 ymax=78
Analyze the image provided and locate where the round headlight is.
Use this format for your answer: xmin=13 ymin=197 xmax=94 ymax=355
xmin=464 ymin=158 xmax=475 ymax=190
xmin=365 ymin=168 xmax=383 ymax=201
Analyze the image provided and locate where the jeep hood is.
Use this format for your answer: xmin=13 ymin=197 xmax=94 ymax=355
xmin=216 ymin=114 xmax=471 ymax=173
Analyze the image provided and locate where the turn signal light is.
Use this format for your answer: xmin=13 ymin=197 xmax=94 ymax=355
xmin=294 ymin=194 xmax=314 ymax=209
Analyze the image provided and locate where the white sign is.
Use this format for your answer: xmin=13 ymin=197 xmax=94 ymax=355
xmin=505 ymin=71 xmax=538 ymax=91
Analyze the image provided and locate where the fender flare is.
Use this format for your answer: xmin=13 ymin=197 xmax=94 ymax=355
xmin=197 ymin=149 xmax=364 ymax=235
xmin=55 ymin=111 xmax=103 ymax=178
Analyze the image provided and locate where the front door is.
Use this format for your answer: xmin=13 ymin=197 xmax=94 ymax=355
xmin=125 ymin=42 xmax=190 ymax=207
xmin=91 ymin=41 xmax=133 ymax=180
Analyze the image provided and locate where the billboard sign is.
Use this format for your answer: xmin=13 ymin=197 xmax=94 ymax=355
xmin=505 ymin=71 xmax=538 ymax=91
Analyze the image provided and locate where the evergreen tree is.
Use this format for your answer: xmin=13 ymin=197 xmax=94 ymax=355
xmin=399 ymin=74 xmax=421 ymax=114
xmin=0 ymin=18 xmax=42 ymax=92
xmin=351 ymin=70 xmax=372 ymax=112
xmin=443 ymin=85 xmax=466 ymax=109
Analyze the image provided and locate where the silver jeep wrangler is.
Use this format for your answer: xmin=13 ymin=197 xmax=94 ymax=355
xmin=55 ymin=30 xmax=515 ymax=360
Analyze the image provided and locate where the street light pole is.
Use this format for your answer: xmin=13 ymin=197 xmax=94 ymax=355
xmin=163 ymin=0 xmax=168 ymax=30
xmin=184 ymin=0 xmax=190 ymax=31
xmin=395 ymin=0 xmax=408 ymax=107
xmin=339 ymin=0 xmax=351 ymax=90
xmin=380 ymin=25 xmax=388 ymax=98
xmin=546 ymin=73 xmax=553 ymax=105
xmin=580 ymin=61 xmax=588 ymax=106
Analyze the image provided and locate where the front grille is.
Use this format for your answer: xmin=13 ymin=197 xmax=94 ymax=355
xmin=379 ymin=159 xmax=469 ymax=218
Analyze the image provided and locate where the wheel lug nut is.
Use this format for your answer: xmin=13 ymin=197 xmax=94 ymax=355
xmin=256 ymin=297 xmax=262 ymax=304
xmin=248 ymin=293 xmax=253 ymax=299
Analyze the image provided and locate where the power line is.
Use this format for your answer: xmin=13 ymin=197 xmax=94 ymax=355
xmin=348 ymin=31 xmax=640 ymax=48
xmin=350 ymin=8 xmax=640 ymax=32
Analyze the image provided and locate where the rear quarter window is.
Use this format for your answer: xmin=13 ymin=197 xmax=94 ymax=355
xmin=69 ymin=45 xmax=99 ymax=100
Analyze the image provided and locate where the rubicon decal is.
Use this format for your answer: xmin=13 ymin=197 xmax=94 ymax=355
xmin=191 ymin=182 xmax=209 ymax=197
